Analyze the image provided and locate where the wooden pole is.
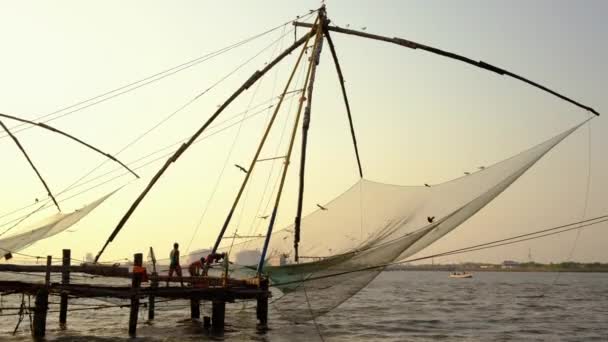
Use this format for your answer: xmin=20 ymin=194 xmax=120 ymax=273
xmin=209 ymin=19 xmax=319 ymax=257
xmin=256 ymin=277 xmax=269 ymax=328
xmin=148 ymin=247 xmax=157 ymax=320
xmin=294 ymin=8 xmax=325 ymax=262
xmin=128 ymin=253 xmax=142 ymax=338
xmin=94 ymin=30 xmax=316 ymax=263
xmin=293 ymin=21 xmax=600 ymax=117
xmin=190 ymin=298 xmax=200 ymax=320
xmin=257 ymin=14 xmax=324 ymax=274
xmin=32 ymin=255 xmax=51 ymax=338
xmin=59 ymin=249 xmax=70 ymax=328
xmin=211 ymin=300 xmax=225 ymax=333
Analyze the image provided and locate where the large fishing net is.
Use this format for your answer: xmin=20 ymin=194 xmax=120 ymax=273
xmin=0 ymin=191 xmax=116 ymax=259
xmin=217 ymin=121 xmax=584 ymax=322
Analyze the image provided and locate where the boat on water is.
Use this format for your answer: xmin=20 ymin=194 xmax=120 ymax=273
xmin=0 ymin=4 xmax=601 ymax=324
xmin=450 ymin=272 xmax=473 ymax=279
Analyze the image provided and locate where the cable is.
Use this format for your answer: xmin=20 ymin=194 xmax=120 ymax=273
xmin=0 ymin=10 xmax=318 ymax=140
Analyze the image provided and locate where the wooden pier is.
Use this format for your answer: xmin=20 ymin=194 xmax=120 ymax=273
xmin=0 ymin=250 xmax=270 ymax=338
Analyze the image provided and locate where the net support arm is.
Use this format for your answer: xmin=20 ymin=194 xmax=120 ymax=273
xmin=294 ymin=11 xmax=325 ymax=263
xmin=0 ymin=120 xmax=61 ymax=212
xmin=323 ymin=28 xmax=364 ymax=178
xmin=209 ymin=22 xmax=318 ymax=257
xmin=0 ymin=113 xmax=139 ymax=179
xmin=94 ymin=30 xmax=314 ymax=263
xmin=258 ymin=18 xmax=324 ymax=274
xmin=293 ymin=22 xmax=600 ymax=116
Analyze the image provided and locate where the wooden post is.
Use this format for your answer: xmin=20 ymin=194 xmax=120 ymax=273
xmin=128 ymin=253 xmax=143 ymax=338
xmin=211 ymin=300 xmax=225 ymax=333
xmin=190 ymin=298 xmax=200 ymax=320
xmin=148 ymin=247 xmax=157 ymax=321
xmin=256 ymin=277 xmax=269 ymax=328
xmin=59 ymin=249 xmax=70 ymax=328
xmin=32 ymin=255 xmax=51 ymax=338
xmin=148 ymin=275 xmax=157 ymax=320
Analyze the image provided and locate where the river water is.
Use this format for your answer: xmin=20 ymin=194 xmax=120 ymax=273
xmin=1 ymin=271 xmax=607 ymax=341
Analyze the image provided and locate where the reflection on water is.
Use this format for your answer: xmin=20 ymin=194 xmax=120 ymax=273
xmin=1 ymin=271 xmax=607 ymax=341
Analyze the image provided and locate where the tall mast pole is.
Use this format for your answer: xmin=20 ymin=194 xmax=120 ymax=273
xmin=257 ymin=14 xmax=325 ymax=274
xmin=0 ymin=120 xmax=61 ymax=212
xmin=293 ymin=7 xmax=326 ymax=263
xmin=209 ymin=19 xmax=319 ymax=256
xmin=94 ymin=29 xmax=315 ymax=263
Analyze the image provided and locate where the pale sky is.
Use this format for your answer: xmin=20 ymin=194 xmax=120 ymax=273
xmin=0 ymin=1 xmax=606 ymax=264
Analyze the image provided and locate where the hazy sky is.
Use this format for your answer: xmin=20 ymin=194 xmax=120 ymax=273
xmin=0 ymin=1 xmax=606 ymax=264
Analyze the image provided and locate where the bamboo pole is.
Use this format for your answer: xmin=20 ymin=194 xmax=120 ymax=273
xmin=323 ymin=28 xmax=364 ymax=178
xmin=257 ymin=18 xmax=324 ymax=274
xmin=0 ymin=120 xmax=61 ymax=212
xmin=0 ymin=113 xmax=139 ymax=178
xmin=94 ymin=30 xmax=316 ymax=263
xmin=294 ymin=8 xmax=326 ymax=262
xmin=209 ymin=18 xmax=320 ymax=256
xmin=293 ymin=21 xmax=599 ymax=116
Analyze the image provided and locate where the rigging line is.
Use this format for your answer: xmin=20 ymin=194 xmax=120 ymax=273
xmin=323 ymin=28 xmax=364 ymax=178
xmin=0 ymin=10 xmax=318 ymax=140
xmin=240 ymin=24 xmax=290 ymax=247
xmin=94 ymin=31 xmax=316 ymax=263
xmin=0 ymin=120 xmax=60 ymax=212
xmin=0 ymin=96 xmax=300 ymax=231
xmin=0 ymin=95 xmax=292 ymax=225
xmin=270 ymin=215 xmax=608 ymax=288
xmin=257 ymin=20 xmax=323 ymax=274
xmin=293 ymin=22 xmax=600 ymax=117
xmin=0 ymin=113 xmax=139 ymax=178
xmin=548 ymin=117 xmax=593 ymax=288
xmin=46 ymin=26 xmax=295 ymax=201
xmin=229 ymin=27 xmax=290 ymax=253
xmin=303 ymin=285 xmax=325 ymax=342
xmin=185 ymin=28 xmax=278 ymax=254
xmin=245 ymin=58 xmax=308 ymax=243
xmin=208 ymin=22 xmax=319 ymax=261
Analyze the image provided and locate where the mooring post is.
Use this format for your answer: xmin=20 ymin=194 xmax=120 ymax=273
xmin=32 ymin=255 xmax=51 ymax=338
xmin=148 ymin=247 xmax=157 ymax=321
xmin=59 ymin=249 xmax=70 ymax=328
xmin=190 ymin=297 xmax=200 ymax=320
xmin=211 ymin=300 xmax=225 ymax=333
xmin=256 ymin=277 xmax=269 ymax=328
xmin=129 ymin=253 xmax=143 ymax=338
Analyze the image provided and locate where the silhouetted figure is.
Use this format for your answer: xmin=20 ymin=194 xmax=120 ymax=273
xmin=167 ymin=242 xmax=183 ymax=287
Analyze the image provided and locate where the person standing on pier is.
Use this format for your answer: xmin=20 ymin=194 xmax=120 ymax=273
xmin=167 ymin=242 xmax=183 ymax=286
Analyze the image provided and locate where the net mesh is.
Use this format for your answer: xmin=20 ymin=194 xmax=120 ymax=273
xmin=218 ymin=121 xmax=584 ymax=321
xmin=0 ymin=191 xmax=116 ymax=259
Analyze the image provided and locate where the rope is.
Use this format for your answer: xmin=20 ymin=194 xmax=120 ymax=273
xmin=0 ymin=10 xmax=318 ymax=140
xmin=303 ymin=285 xmax=325 ymax=341
xmin=270 ymin=213 xmax=608 ymax=287
xmin=185 ymin=25 xmax=287 ymax=254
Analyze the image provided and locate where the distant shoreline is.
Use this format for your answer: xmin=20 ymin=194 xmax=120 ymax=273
xmin=387 ymin=262 xmax=608 ymax=273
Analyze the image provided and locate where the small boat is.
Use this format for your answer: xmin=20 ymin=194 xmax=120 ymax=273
xmin=449 ymin=272 xmax=473 ymax=279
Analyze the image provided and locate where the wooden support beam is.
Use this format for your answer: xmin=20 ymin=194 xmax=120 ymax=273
xmin=59 ymin=249 xmax=70 ymax=328
xmin=32 ymin=256 xmax=51 ymax=338
xmin=211 ymin=300 xmax=226 ymax=333
xmin=293 ymin=21 xmax=600 ymax=117
xmin=256 ymin=277 xmax=269 ymax=329
xmin=190 ymin=298 xmax=200 ymax=320
xmin=128 ymin=253 xmax=143 ymax=338
xmin=148 ymin=273 xmax=157 ymax=320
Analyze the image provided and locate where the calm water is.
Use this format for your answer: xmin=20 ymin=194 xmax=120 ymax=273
xmin=1 ymin=271 xmax=607 ymax=341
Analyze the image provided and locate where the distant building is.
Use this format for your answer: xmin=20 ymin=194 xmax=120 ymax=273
xmin=235 ymin=249 xmax=261 ymax=266
xmin=85 ymin=253 xmax=94 ymax=263
xmin=502 ymin=260 xmax=520 ymax=269
xmin=268 ymin=254 xmax=288 ymax=266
